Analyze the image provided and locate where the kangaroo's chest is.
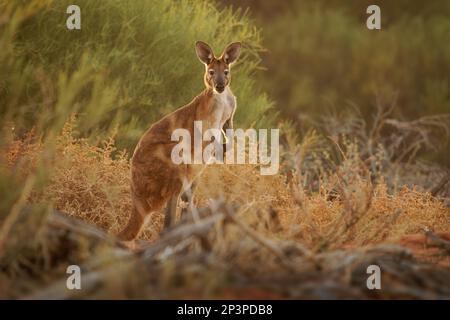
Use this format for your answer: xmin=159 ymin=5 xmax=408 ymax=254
xmin=210 ymin=89 xmax=236 ymax=129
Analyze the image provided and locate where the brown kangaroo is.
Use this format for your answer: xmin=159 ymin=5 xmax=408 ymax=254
xmin=118 ymin=41 xmax=241 ymax=241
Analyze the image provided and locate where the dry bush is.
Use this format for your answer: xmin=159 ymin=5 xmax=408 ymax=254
xmin=4 ymin=118 xmax=449 ymax=252
xmin=282 ymin=134 xmax=449 ymax=249
xmin=2 ymin=117 xmax=450 ymax=299
xmin=6 ymin=118 xmax=134 ymax=238
xmin=312 ymin=94 xmax=450 ymax=195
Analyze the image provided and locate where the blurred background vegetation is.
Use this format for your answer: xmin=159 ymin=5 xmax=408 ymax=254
xmin=2 ymin=0 xmax=448 ymax=164
xmin=224 ymin=0 xmax=450 ymax=165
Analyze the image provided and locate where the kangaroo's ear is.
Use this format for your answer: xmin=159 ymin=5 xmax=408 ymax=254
xmin=195 ymin=41 xmax=214 ymax=65
xmin=222 ymin=42 xmax=241 ymax=65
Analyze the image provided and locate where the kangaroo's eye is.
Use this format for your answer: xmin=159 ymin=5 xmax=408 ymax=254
xmin=208 ymin=69 xmax=215 ymax=76
xmin=224 ymin=69 xmax=229 ymax=76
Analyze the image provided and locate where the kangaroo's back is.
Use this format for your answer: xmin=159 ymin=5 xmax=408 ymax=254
xmin=131 ymin=89 xmax=213 ymax=161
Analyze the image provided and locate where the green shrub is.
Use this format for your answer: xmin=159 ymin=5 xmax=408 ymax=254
xmin=1 ymin=0 xmax=274 ymax=151
xmin=225 ymin=0 xmax=450 ymax=164
xmin=261 ymin=1 xmax=450 ymax=118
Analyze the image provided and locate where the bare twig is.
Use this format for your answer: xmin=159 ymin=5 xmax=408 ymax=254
xmin=425 ymin=231 xmax=450 ymax=254
xmin=430 ymin=172 xmax=450 ymax=197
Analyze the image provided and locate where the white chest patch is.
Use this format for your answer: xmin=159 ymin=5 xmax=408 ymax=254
xmin=212 ymin=88 xmax=236 ymax=129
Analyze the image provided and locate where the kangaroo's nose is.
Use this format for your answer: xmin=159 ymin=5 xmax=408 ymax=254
xmin=215 ymin=84 xmax=225 ymax=92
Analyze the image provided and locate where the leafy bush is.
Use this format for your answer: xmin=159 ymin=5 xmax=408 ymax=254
xmin=224 ymin=0 xmax=450 ymax=165
xmin=1 ymin=0 xmax=274 ymax=151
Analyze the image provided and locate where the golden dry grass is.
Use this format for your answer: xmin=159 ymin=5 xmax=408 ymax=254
xmin=5 ymin=119 xmax=449 ymax=250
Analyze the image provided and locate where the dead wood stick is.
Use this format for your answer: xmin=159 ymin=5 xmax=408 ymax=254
xmin=48 ymin=211 xmax=116 ymax=242
xmin=425 ymin=231 xmax=450 ymax=253
xmin=430 ymin=172 xmax=450 ymax=197
xmin=223 ymin=210 xmax=314 ymax=272
xmin=142 ymin=211 xmax=225 ymax=259
xmin=22 ymin=263 xmax=133 ymax=300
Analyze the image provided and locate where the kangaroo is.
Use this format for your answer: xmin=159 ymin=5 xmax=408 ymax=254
xmin=117 ymin=41 xmax=241 ymax=241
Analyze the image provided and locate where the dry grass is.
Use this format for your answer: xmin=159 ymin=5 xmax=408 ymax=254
xmin=1 ymin=117 xmax=450 ymax=299
xmin=4 ymin=118 xmax=449 ymax=250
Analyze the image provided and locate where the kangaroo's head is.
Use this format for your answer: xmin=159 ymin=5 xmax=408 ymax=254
xmin=195 ymin=41 xmax=241 ymax=94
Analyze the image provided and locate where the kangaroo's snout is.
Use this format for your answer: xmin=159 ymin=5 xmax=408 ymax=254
xmin=215 ymin=84 xmax=225 ymax=93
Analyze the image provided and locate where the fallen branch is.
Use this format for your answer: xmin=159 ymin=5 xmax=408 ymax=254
xmin=425 ymin=231 xmax=450 ymax=254
xmin=223 ymin=207 xmax=316 ymax=272
xmin=430 ymin=172 xmax=450 ymax=197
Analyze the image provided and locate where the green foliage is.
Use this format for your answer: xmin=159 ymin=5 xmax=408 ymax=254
xmin=225 ymin=0 xmax=450 ymax=164
xmin=0 ymin=0 xmax=274 ymax=273
xmin=260 ymin=1 xmax=450 ymax=118
xmin=1 ymin=0 xmax=273 ymax=151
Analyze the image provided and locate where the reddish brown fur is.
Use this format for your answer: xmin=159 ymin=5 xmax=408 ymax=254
xmin=118 ymin=41 xmax=241 ymax=241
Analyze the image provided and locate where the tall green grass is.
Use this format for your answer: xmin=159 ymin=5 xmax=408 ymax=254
xmin=1 ymin=0 xmax=274 ymax=151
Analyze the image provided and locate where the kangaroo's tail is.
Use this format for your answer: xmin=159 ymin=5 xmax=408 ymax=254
xmin=117 ymin=206 xmax=145 ymax=241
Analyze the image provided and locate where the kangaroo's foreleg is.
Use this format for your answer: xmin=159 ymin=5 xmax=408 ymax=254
xmin=180 ymin=181 xmax=197 ymax=218
xmin=222 ymin=117 xmax=233 ymax=154
xmin=163 ymin=194 xmax=179 ymax=230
